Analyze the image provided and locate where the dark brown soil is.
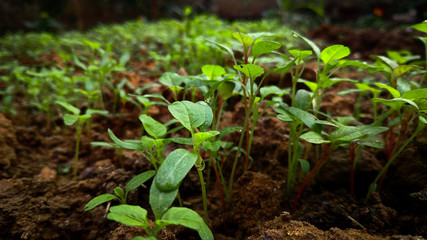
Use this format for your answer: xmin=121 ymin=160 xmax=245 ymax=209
xmin=1 ymin=24 xmax=426 ymax=240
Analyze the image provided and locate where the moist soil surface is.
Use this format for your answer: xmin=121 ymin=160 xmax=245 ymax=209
xmin=1 ymin=24 xmax=426 ymax=240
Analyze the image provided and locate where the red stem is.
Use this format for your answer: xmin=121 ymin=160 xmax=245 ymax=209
xmin=293 ymin=144 xmax=333 ymax=210
xmin=209 ymin=155 xmax=226 ymax=212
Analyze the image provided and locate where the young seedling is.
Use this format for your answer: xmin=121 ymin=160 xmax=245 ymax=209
xmin=290 ymin=114 xmax=388 ymax=208
xmin=410 ymin=20 xmax=427 ymax=86
xmin=105 ymin=149 xmax=213 ymax=240
xmin=168 ymin=100 xmax=219 ymax=223
xmin=84 ymin=170 xmax=156 ymax=211
xmin=56 ymin=100 xmax=108 ymax=180
xmin=366 ymin=88 xmax=427 ymax=200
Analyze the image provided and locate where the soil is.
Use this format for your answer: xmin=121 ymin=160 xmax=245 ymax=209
xmin=1 ymin=24 xmax=426 ymax=240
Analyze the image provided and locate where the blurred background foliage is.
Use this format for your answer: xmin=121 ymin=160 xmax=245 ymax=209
xmin=1 ymin=0 xmax=426 ymax=34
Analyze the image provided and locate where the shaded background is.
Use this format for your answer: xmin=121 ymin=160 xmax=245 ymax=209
xmin=1 ymin=0 xmax=426 ymax=34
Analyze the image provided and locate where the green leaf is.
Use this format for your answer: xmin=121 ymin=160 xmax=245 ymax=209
xmin=155 ymin=149 xmax=198 ymax=191
xmin=83 ymin=39 xmax=101 ymax=50
xmin=85 ymin=109 xmax=108 ymax=116
xmin=194 ymin=131 xmax=220 ymax=151
xmin=251 ymin=40 xmax=281 ymax=59
xmin=411 ymin=21 xmax=427 ymax=34
xmin=202 ymin=65 xmax=225 ymax=80
xmin=132 ymin=236 xmax=156 ymax=240
xmin=234 ymin=64 xmax=264 ymax=81
xmin=337 ymin=60 xmax=382 ymax=73
xmin=289 ymin=49 xmax=312 ymax=65
xmin=126 ymin=170 xmax=156 ymax=192
xmin=294 ymin=89 xmax=311 ymax=110
xmin=149 ymin=178 xmax=178 ymax=219
xmin=204 ymin=38 xmax=236 ymax=64
xmin=298 ymin=79 xmax=318 ymax=93
xmin=107 ymin=205 xmax=149 ymax=228
xmin=372 ymin=98 xmax=419 ymax=111
xmin=293 ymin=31 xmax=321 ymax=58
xmin=322 ymin=78 xmax=357 ymax=89
xmin=168 ymin=101 xmax=205 ymax=133
xmin=218 ymin=81 xmax=235 ymax=100
xmin=394 ymin=65 xmax=422 ymax=78
xmin=321 ymin=44 xmax=350 ymax=66
xmin=355 ymin=83 xmax=381 ymax=96
xmin=330 ymin=126 xmax=364 ymax=144
xmin=300 ymin=131 xmax=330 ymax=144
xmin=114 ymin=187 xmax=125 ymax=201
xmin=260 ymin=85 xmax=288 ymax=99
xmin=160 ymin=207 xmax=214 ymax=240
xmin=84 ymin=193 xmax=117 ymax=211
xmin=196 ymin=101 xmax=213 ymax=131
xmin=63 ymin=114 xmax=79 ymax=126
xmin=219 ymin=126 xmax=243 ymax=139
xmin=402 ymin=88 xmax=427 ymax=99
xmin=270 ymin=58 xmax=297 ymax=74
xmin=159 ymin=72 xmax=185 ymax=87
xmin=299 ymin=159 xmax=310 ymax=174
xmin=56 ymin=100 xmax=80 ymax=115
xmin=232 ymin=32 xmax=254 ymax=49
xmin=375 ymin=82 xmax=401 ymax=98
xmin=287 ymin=107 xmax=321 ymax=133
xmin=140 ymin=114 xmax=167 ymax=139
xmin=371 ymin=55 xmax=398 ymax=70
xmin=108 ymin=129 xmax=142 ymax=150
xmin=169 ymin=137 xmax=193 ymax=145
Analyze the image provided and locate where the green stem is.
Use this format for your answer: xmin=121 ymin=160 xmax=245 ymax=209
xmin=197 ymin=167 xmax=209 ymax=224
xmin=366 ymin=124 xmax=425 ymax=201
xmin=73 ymin=126 xmax=82 ymax=181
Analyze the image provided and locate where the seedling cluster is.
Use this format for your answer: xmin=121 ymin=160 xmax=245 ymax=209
xmin=1 ymin=9 xmax=426 ymax=238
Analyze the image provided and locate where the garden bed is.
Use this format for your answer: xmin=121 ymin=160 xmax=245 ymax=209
xmin=0 ymin=17 xmax=426 ymax=240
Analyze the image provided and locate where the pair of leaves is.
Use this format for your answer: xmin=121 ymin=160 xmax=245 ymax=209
xmin=168 ymin=100 xmax=213 ymax=133
xmin=107 ymin=205 xmax=213 ymax=240
xmin=84 ymin=170 xmax=156 ymax=211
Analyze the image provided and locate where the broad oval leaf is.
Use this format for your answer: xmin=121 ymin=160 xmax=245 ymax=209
xmin=168 ymin=100 xmax=205 ymax=133
xmin=159 ymin=72 xmax=185 ymax=87
xmin=126 ymin=170 xmax=156 ymax=192
xmin=140 ymin=114 xmax=167 ymax=139
xmin=260 ymin=85 xmax=288 ymax=99
xmin=194 ymin=131 xmax=220 ymax=151
xmin=251 ymin=40 xmax=281 ymax=59
xmin=287 ymin=107 xmax=321 ymax=133
xmin=402 ymin=88 xmax=427 ymax=99
xmin=84 ymin=193 xmax=117 ymax=211
xmin=394 ymin=65 xmax=422 ymax=78
xmin=218 ymin=81 xmax=235 ymax=100
xmin=149 ymin=178 xmax=178 ymax=219
xmin=294 ymin=89 xmax=311 ymax=110
xmin=155 ymin=149 xmax=198 ymax=191
xmin=232 ymin=32 xmax=254 ymax=49
xmin=300 ymin=131 xmax=330 ymax=144
xmin=63 ymin=114 xmax=79 ymax=126
xmin=160 ymin=207 xmax=214 ymax=240
xmin=321 ymin=44 xmax=350 ymax=65
xmin=202 ymin=65 xmax=225 ymax=80
xmin=107 ymin=204 xmax=149 ymax=228
xmin=299 ymin=159 xmax=310 ymax=174
xmin=233 ymin=64 xmax=264 ymax=81
xmin=196 ymin=101 xmax=213 ymax=131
